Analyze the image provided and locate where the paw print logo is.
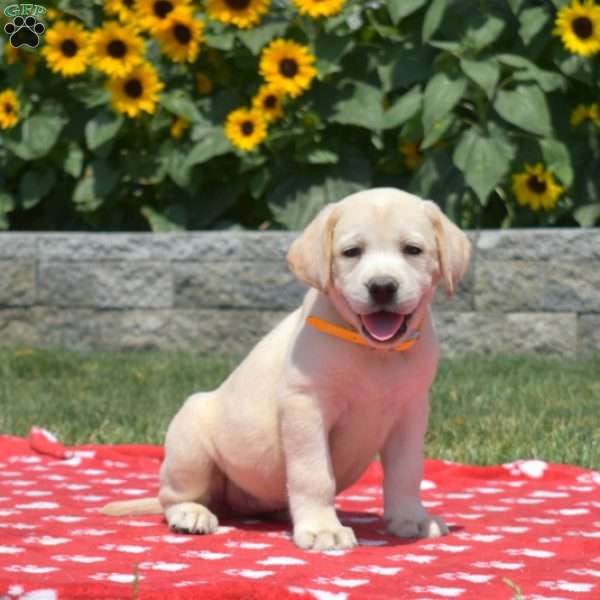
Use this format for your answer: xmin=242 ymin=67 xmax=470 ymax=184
xmin=4 ymin=15 xmax=46 ymax=49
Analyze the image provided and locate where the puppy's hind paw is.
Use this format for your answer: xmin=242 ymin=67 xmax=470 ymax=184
xmin=165 ymin=502 xmax=219 ymax=535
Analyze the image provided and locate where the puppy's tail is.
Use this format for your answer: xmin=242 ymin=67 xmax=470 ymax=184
xmin=101 ymin=497 xmax=162 ymax=516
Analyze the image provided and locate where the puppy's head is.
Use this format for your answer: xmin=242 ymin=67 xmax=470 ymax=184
xmin=287 ymin=187 xmax=471 ymax=349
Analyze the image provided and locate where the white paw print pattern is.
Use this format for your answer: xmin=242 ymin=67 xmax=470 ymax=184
xmin=0 ymin=427 xmax=598 ymax=599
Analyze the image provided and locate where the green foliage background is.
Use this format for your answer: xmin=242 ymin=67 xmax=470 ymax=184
xmin=1 ymin=0 xmax=600 ymax=231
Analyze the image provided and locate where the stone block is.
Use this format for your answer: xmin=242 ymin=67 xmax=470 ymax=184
xmin=434 ymin=311 xmax=577 ymax=357
xmin=579 ymin=314 xmax=600 ymax=356
xmin=174 ymin=261 xmax=305 ymax=309
xmin=0 ymin=308 xmax=37 ymax=346
xmin=0 ymin=260 xmax=36 ymax=306
xmin=38 ymin=262 xmax=173 ymax=308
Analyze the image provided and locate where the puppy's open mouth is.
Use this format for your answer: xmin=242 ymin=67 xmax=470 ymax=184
xmin=359 ymin=311 xmax=412 ymax=343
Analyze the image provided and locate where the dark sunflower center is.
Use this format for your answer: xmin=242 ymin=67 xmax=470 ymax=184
xmin=241 ymin=120 xmax=254 ymax=136
xmin=174 ymin=23 xmax=192 ymax=44
xmin=572 ymin=16 xmax=593 ymax=39
xmin=279 ymin=58 xmax=299 ymax=78
xmin=225 ymin=0 xmax=251 ymax=10
xmin=527 ymin=175 xmax=547 ymax=195
xmin=153 ymin=0 xmax=174 ymax=18
xmin=263 ymin=94 xmax=277 ymax=109
xmin=60 ymin=39 xmax=78 ymax=57
xmin=107 ymin=39 xmax=127 ymax=58
xmin=124 ymin=78 xmax=143 ymax=98
xmin=123 ymin=0 xmax=134 ymax=7
xmin=4 ymin=103 xmax=13 ymax=114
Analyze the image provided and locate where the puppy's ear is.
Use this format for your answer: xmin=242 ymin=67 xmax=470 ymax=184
xmin=287 ymin=203 xmax=339 ymax=291
xmin=424 ymin=200 xmax=471 ymax=297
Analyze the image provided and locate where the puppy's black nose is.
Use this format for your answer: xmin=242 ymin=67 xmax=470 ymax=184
xmin=367 ymin=277 xmax=398 ymax=304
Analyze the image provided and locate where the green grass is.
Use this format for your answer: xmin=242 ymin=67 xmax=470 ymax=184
xmin=1 ymin=348 xmax=599 ymax=468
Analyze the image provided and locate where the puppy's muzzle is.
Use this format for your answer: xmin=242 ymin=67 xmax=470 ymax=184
xmin=367 ymin=277 xmax=398 ymax=305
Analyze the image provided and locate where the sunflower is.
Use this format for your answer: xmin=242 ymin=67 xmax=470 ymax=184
xmin=90 ymin=21 xmax=145 ymax=77
xmin=259 ymin=39 xmax=317 ymax=98
xmin=553 ymin=0 xmax=600 ymax=57
xmin=196 ymin=72 xmax=214 ymax=95
xmin=137 ymin=0 xmax=192 ymax=34
xmin=0 ymin=89 xmax=20 ymax=130
xmin=106 ymin=62 xmax=164 ymax=118
xmin=512 ymin=163 xmax=564 ymax=212
xmin=252 ymin=84 xmax=284 ymax=122
xmin=42 ymin=20 xmax=90 ymax=78
xmin=399 ymin=140 xmax=422 ymax=170
xmin=154 ymin=6 xmax=204 ymax=63
xmin=170 ymin=116 xmax=190 ymax=138
xmin=293 ymin=0 xmax=346 ymax=18
xmin=205 ymin=0 xmax=271 ymax=29
xmin=104 ymin=0 xmax=136 ymax=22
xmin=225 ymin=108 xmax=268 ymax=151
xmin=570 ymin=102 xmax=600 ymax=126
xmin=4 ymin=45 xmax=38 ymax=77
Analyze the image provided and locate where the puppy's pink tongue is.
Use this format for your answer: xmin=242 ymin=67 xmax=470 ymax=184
xmin=361 ymin=311 xmax=405 ymax=341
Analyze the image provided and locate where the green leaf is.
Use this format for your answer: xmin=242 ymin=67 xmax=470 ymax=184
xmin=331 ymin=82 xmax=385 ymax=130
xmin=237 ymin=17 xmax=288 ymax=55
xmin=85 ymin=110 xmax=123 ymax=151
xmin=62 ymin=142 xmax=84 ymax=178
xmin=185 ymin=128 xmax=231 ymax=167
xmin=494 ymin=85 xmax=552 ymax=136
xmin=268 ymin=156 xmax=372 ymax=229
xmin=574 ymin=204 xmax=600 ymax=227
xmin=73 ymin=160 xmax=118 ymax=212
xmin=18 ymin=168 xmax=56 ymax=210
xmin=539 ymin=138 xmax=573 ymax=187
xmin=464 ymin=15 xmax=505 ymax=51
xmin=496 ymin=54 xmax=565 ymax=92
xmin=160 ymin=90 xmax=202 ymax=122
xmin=0 ymin=192 xmax=15 ymax=229
xmin=453 ymin=127 xmax=515 ymax=204
xmin=460 ymin=58 xmax=499 ymax=99
xmin=314 ymin=32 xmax=354 ymax=77
xmin=204 ymin=28 xmax=235 ymax=51
xmin=377 ymin=45 xmax=435 ymax=92
xmin=422 ymin=72 xmax=466 ymax=133
xmin=519 ymin=6 xmax=550 ymax=45
xmin=6 ymin=113 xmax=66 ymax=160
xmin=303 ymin=148 xmax=339 ymax=164
xmin=383 ymin=85 xmax=422 ymax=129
xmin=422 ymin=0 xmax=447 ymax=42
xmin=507 ymin=0 xmax=526 ymax=13
xmin=141 ymin=205 xmax=186 ymax=232
xmin=387 ymin=0 xmax=427 ymax=24
xmin=160 ymin=142 xmax=193 ymax=188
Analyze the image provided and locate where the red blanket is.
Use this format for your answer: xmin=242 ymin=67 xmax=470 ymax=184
xmin=0 ymin=428 xmax=598 ymax=600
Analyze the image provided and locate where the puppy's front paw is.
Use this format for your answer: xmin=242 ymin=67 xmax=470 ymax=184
xmin=387 ymin=512 xmax=448 ymax=539
xmin=294 ymin=524 xmax=357 ymax=551
xmin=165 ymin=502 xmax=219 ymax=534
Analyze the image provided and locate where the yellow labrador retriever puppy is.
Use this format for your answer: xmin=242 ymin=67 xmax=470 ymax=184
xmin=103 ymin=187 xmax=471 ymax=551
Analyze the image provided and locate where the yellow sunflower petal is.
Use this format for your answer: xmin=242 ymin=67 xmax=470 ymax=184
xmin=259 ymin=39 xmax=317 ymax=98
xmin=154 ymin=6 xmax=205 ymax=63
xmin=206 ymin=0 xmax=271 ymax=29
xmin=553 ymin=0 xmax=600 ymax=57
xmin=0 ymin=89 xmax=20 ymax=130
xmin=512 ymin=163 xmax=564 ymax=212
xmin=252 ymin=84 xmax=285 ymax=122
xmin=137 ymin=0 xmax=193 ymax=34
xmin=225 ymin=107 xmax=268 ymax=151
xmin=90 ymin=21 xmax=145 ymax=77
xmin=41 ymin=20 xmax=90 ymax=78
xmin=106 ymin=62 xmax=164 ymax=118
xmin=293 ymin=0 xmax=346 ymax=18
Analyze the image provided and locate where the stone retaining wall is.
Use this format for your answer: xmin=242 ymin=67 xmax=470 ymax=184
xmin=0 ymin=230 xmax=598 ymax=356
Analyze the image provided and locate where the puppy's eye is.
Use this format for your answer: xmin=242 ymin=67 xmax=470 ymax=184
xmin=342 ymin=247 xmax=362 ymax=258
xmin=404 ymin=244 xmax=423 ymax=256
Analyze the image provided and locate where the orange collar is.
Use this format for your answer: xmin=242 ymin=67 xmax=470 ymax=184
xmin=306 ymin=315 xmax=423 ymax=352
